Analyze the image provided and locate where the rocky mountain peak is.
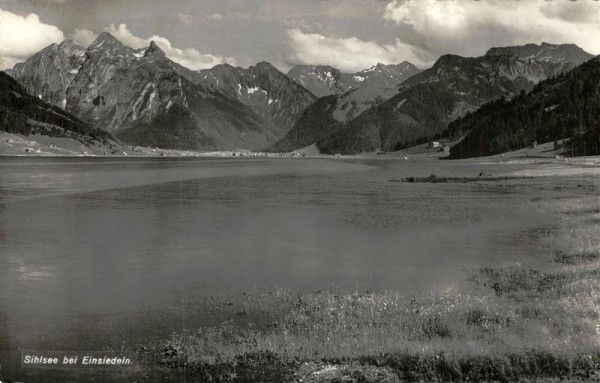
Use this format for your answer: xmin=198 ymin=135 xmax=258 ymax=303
xmin=34 ymin=42 xmax=59 ymax=55
xmin=197 ymin=60 xmax=316 ymax=140
xmin=145 ymin=41 xmax=166 ymax=58
xmin=86 ymin=32 xmax=136 ymax=63
xmin=58 ymin=39 xmax=82 ymax=50
xmin=314 ymin=65 xmax=337 ymax=72
xmin=287 ymin=64 xmax=340 ymax=79
xmin=249 ymin=62 xmax=291 ymax=83
xmin=287 ymin=64 xmax=356 ymax=98
xmin=398 ymin=60 xmax=415 ymax=66
xmin=394 ymin=61 xmax=420 ymax=71
xmin=431 ymin=54 xmax=466 ymax=69
xmin=88 ymin=32 xmax=122 ymax=50
xmin=7 ymin=38 xmax=86 ymax=108
xmin=252 ymin=61 xmax=278 ymax=73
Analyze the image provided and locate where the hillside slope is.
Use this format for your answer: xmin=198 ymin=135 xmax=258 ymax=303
xmin=0 ymin=71 xmax=111 ymax=144
xmin=448 ymin=58 xmax=600 ymax=159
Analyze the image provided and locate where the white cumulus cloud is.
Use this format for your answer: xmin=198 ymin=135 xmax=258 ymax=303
xmin=286 ymin=28 xmax=431 ymax=72
xmin=0 ymin=8 xmax=64 ymax=69
xmin=383 ymin=0 xmax=600 ymax=58
xmin=104 ymin=23 xmax=236 ymax=70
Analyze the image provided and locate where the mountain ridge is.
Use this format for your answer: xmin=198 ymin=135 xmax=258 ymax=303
xmin=7 ymin=37 xmax=597 ymax=154
xmin=197 ymin=61 xmax=316 ymax=138
xmin=9 ymin=33 xmax=294 ymax=150
xmin=278 ymin=42 xmax=595 ymax=154
xmin=287 ymin=61 xmax=422 ymax=98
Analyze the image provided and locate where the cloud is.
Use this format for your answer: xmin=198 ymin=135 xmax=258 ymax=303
xmin=205 ymin=12 xmax=254 ymax=21
xmin=383 ymin=0 xmax=600 ymax=58
xmin=71 ymin=28 xmax=97 ymax=47
xmin=0 ymin=9 xmax=235 ymax=71
xmin=105 ymin=23 xmax=236 ymax=70
xmin=206 ymin=13 xmax=224 ymax=20
xmin=0 ymin=8 xmax=64 ymax=69
xmin=286 ymin=28 xmax=431 ymax=72
xmin=177 ymin=13 xmax=193 ymax=24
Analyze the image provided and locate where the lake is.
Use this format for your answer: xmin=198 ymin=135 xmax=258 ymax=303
xmin=0 ymin=156 xmax=553 ymax=342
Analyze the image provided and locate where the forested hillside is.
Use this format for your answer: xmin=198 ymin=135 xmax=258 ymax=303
xmin=0 ymin=72 xmax=112 ymax=142
xmin=448 ymin=58 xmax=600 ymax=159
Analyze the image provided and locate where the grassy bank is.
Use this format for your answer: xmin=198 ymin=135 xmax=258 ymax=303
xmin=155 ymin=193 xmax=600 ymax=382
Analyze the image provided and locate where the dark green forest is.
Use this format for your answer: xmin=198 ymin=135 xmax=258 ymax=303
xmin=448 ymin=58 xmax=600 ymax=159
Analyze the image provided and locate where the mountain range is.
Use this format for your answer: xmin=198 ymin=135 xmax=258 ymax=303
xmin=8 ymin=33 xmax=314 ymax=150
xmin=275 ymin=42 xmax=594 ymax=154
xmin=290 ymin=62 xmax=422 ymax=123
xmin=4 ymin=35 xmax=597 ymax=156
xmin=287 ymin=62 xmax=421 ymax=98
xmin=196 ymin=62 xmax=316 ymax=140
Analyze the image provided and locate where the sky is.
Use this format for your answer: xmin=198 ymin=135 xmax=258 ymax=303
xmin=0 ymin=0 xmax=599 ymax=73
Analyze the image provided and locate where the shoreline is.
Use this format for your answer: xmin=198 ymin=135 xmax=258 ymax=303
xmin=7 ymin=130 xmax=600 ymax=163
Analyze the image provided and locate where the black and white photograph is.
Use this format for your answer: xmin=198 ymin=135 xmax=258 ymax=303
xmin=1 ymin=0 xmax=600 ymax=381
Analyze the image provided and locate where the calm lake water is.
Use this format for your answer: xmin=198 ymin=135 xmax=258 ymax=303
xmin=0 ymin=157 xmax=552 ymax=327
